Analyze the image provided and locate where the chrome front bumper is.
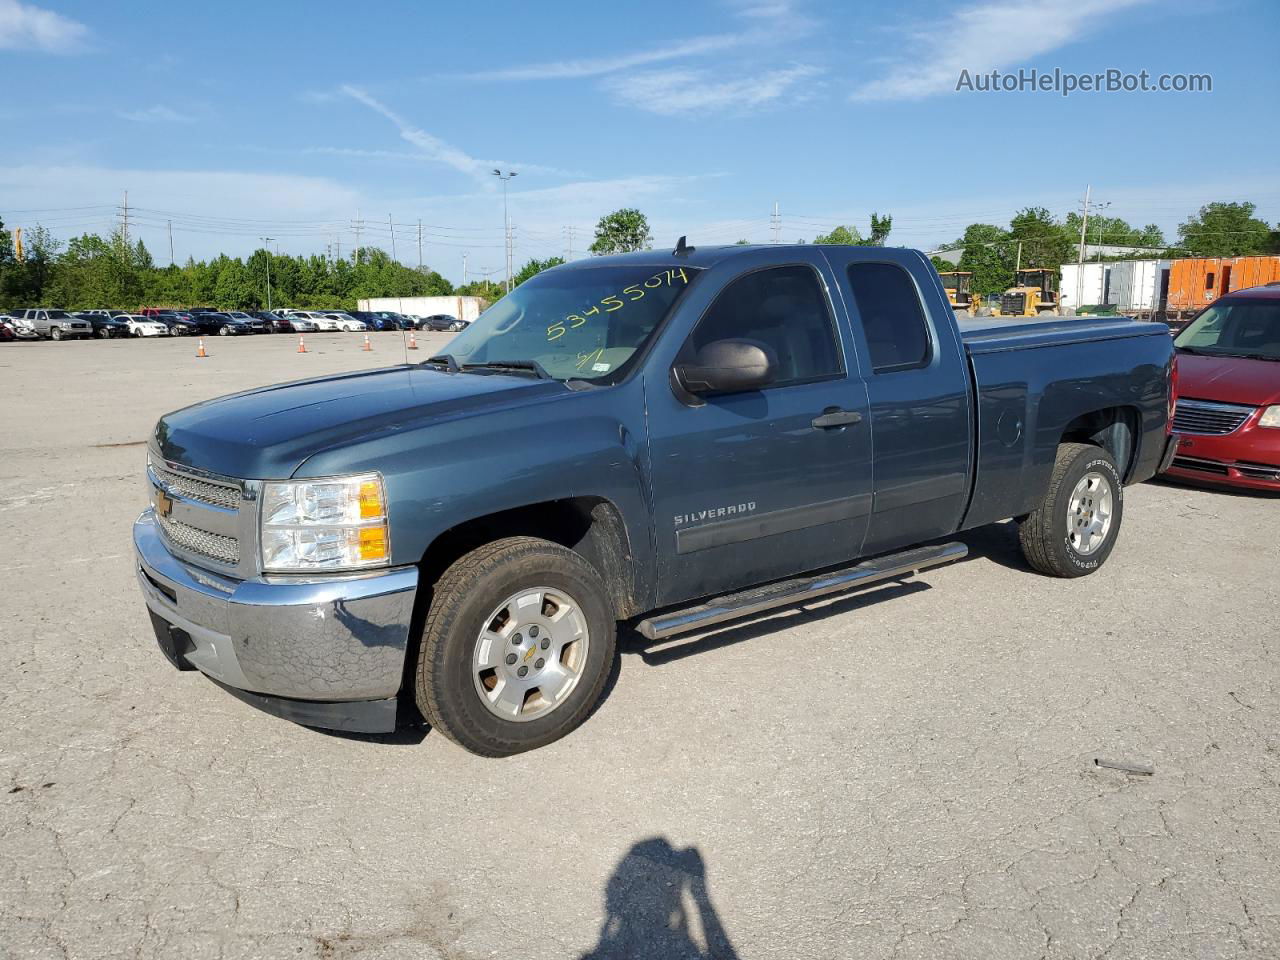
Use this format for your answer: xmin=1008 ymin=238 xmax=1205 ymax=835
xmin=134 ymin=510 xmax=418 ymax=729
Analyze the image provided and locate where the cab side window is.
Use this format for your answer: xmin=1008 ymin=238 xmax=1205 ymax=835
xmin=687 ymin=265 xmax=842 ymax=386
xmin=845 ymin=262 xmax=932 ymax=373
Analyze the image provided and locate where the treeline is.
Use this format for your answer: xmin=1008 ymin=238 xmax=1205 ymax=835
xmin=0 ymin=224 xmax=479 ymax=311
xmin=929 ymin=201 xmax=1280 ymax=296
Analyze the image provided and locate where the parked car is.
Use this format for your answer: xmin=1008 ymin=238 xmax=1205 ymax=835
xmin=281 ymin=310 xmax=336 ymax=331
xmin=119 ymin=314 xmax=171 ymax=337
xmin=152 ymin=312 xmax=197 ymax=336
xmin=417 ymin=313 xmax=465 ymax=332
xmin=80 ymin=309 xmax=129 ymax=318
xmin=73 ymin=312 xmax=130 ymax=338
xmin=253 ymin=311 xmax=294 ymax=333
xmin=13 ymin=308 xmax=94 ymax=340
xmin=350 ymin=310 xmax=404 ymax=331
xmin=1162 ymin=284 xmax=1280 ymax=492
xmin=190 ymin=312 xmax=255 ymax=336
xmin=321 ymin=311 xmax=368 ymax=332
xmin=134 ymin=244 xmax=1175 ymax=754
xmin=0 ymin=315 xmax=17 ymax=342
xmin=222 ymin=311 xmax=267 ymax=333
xmin=2 ymin=313 xmax=39 ymax=339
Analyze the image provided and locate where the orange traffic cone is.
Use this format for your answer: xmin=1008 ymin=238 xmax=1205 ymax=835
xmin=362 ymin=332 xmax=372 ymax=352
xmin=297 ymin=334 xmax=307 ymax=353
xmin=407 ymin=330 xmax=418 ymax=350
xmin=196 ymin=337 xmax=207 ymax=358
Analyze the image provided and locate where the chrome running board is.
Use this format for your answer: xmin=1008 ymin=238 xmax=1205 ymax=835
xmin=636 ymin=542 xmax=968 ymax=641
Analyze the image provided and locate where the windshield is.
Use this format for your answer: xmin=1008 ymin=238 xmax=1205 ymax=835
xmin=443 ymin=264 xmax=700 ymax=381
xmin=1175 ymin=299 xmax=1280 ymax=360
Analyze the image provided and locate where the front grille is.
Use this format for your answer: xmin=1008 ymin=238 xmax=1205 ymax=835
xmin=1172 ymin=398 xmax=1255 ymax=436
xmin=1237 ymin=462 xmax=1280 ymax=480
xmin=1000 ymin=293 xmax=1026 ymax=315
xmin=1172 ymin=456 xmax=1230 ymax=476
xmin=151 ymin=462 xmax=240 ymax=509
xmin=156 ymin=512 xmax=239 ymax=565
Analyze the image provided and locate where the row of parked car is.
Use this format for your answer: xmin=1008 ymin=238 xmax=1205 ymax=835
xmin=0 ymin=307 xmax=470 ymax=342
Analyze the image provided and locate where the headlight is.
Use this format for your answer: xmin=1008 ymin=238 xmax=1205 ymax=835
xmin=260 ymin=473 xmax=390 ymax=572
xmin=1259 ymin=405 xmax=1280 ymax=429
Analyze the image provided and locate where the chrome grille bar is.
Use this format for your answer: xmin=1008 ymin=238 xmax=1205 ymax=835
xmin=1172 ymin=398 xmax=1254 ymax=436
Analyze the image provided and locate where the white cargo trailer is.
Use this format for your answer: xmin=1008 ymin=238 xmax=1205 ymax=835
xmin=1105 ymin=259 xmax=1169 ymax=313
xmin=1059 ymin=263 xmax=1109 ymax=310
xmin=358 ymin=295 xmax=487 ymax=323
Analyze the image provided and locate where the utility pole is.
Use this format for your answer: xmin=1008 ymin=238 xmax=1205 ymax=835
xmin=417 ymin=219 xmax=423 ymax=270
xmin=120 ymin=190 xmax=130 ymax=245
xmin=1015 ymin=240 xmax=1022 ymax=274
xmin=462 ymin=251 xmax=469 ymax=286
xmin=167 ymin=219 xmax=174 ymax=266
xmin=354 ymin=208 xmax=362 ymax=264
xmin=492 ymin=169 xmax=518 ymax=292
xmin=1076 ymin=184 xmax=1091 ymax=310
xmin=260 ymin=237 xmax=275 ymax=311
xmin=771 ymin=201 xmax=780 ymax=244
xmin=388 ymin=214 xmax=397 ymax=263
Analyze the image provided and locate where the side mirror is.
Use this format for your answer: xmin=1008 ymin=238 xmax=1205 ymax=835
xmin=673 ymin=338 xmax=777 ymax=398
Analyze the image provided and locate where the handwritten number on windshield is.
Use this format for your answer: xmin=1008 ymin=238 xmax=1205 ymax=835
xmin=547 ymin=268 xmax=689 ymax=342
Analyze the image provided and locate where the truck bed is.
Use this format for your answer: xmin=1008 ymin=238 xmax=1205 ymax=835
xmin=957 ymin=315 xmax=1171 ymax=354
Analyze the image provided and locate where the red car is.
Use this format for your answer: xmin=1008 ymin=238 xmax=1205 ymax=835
xmin=1164 ymin=284 xmax=1280 ymax=492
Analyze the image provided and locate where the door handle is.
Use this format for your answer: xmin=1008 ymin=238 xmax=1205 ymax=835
xmin=811 ymin=408 xmax=863 ymax=429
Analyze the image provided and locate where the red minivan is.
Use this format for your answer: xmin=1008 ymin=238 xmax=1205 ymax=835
xmin=1165 ymin=285 xmax=1280 ymax=492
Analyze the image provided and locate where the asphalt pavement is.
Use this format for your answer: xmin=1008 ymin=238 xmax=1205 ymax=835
xmin=2 ymin=332 xmax=1277 ymax=959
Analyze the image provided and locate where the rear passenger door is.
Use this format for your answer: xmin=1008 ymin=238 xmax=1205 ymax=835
xmin=820 ymin=249 xmax=972 ymax=554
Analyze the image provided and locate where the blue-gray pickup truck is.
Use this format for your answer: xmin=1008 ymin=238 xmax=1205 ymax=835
xmin=135 ymin=243 xmax=1177 ymax=756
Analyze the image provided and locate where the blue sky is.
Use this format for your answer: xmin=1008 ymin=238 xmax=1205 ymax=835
xmin=2 ymin=0 xmax=1278 ymax=283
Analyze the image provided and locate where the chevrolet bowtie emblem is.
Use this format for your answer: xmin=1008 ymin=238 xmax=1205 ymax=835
xmin=155 ymin=488 xmax=174 ymax=518
xmin=523 ymin=645 xmax=537 ymax=661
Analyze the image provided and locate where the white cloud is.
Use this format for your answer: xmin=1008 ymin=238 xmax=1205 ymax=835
xmin=119 ymin=105 xmax=194 ymax=125
xmin=468 ymin=0 xmax=814 ymax=81
xmin=851 ymin=0 xmax=1151 ymax=101
xmin=339 ymin=86 xmax=580 ymax=181
xmin=0 ymin=0 xmax=88 ymax=52
xmin=605 ymin=64 xmax=821 ymax=115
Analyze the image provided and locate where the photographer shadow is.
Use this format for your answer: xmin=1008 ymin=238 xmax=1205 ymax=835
xmin=579 ymin=837 xmax=739 ymax=960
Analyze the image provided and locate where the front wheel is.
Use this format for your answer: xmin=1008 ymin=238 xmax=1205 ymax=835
xmin=415 ymin=537 xmax=616 ymax=757
xmin=50 ymin=327 xmax=62 ymax=341
xmin=1019 ymin=442 xmax=1124 ymax=577
xmin=219 ymin=325 xmax=231 ymax=336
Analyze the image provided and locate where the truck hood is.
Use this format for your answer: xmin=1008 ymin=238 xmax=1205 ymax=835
xmin=153 ymin=365 xmax=568 ymax=478
xmin=1177 ymin=351 xmax=1280 ymax=407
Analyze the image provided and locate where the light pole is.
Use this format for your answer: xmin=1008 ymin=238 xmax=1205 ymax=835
xmin=260 ymin=236 xmax=274 ymax=311
xmin=492 ymin=169 xmax=518 ymax=292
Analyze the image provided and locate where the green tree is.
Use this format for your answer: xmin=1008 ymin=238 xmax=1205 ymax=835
xmin=1008 ymin=206 xmax=1072 ymax=271
xmin=512 ymin=256 xmax=566 ymax=288
xmin=1177 ymin=201 xmax=1276 ymax=257
xmin=931 ymin=256 xmax=957 ymax=272
xmin=955 ymin=223 xmax=1014 ymax=296
xmin=867 ymin=212 xmax=892 ymax=246
xmin=589 ymin=208 xmax=652 ymax=255
xmin=813 ymin=225 xmax=863 ymax=245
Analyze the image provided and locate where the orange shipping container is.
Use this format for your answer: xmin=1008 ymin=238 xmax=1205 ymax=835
xmin=1226 ymin=255 xmax=1280 ymax=292
xmin=1167 ymin=258 xmax=1231 ymax=312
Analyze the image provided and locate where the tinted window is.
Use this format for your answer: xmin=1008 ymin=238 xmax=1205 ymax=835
xmin=845 ymin=263 xmax=931 ymax=372
xmin=688 ymin=265 xmax=841 ymax=385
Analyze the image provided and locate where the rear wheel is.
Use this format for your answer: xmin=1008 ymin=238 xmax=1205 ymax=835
xmin=1019 ymin=442 xmax=1123 ymax=577
xmin=415 ymin=537 xmax=616 ymax=757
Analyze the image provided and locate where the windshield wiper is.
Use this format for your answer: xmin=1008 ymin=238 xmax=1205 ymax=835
xmin=460 ymin=359 xmax=553 ymax=380
xmin=423 ymin=353 xmax=459 ymax=372
xmin=1238 ymin=353 xmax=1280 ymax=362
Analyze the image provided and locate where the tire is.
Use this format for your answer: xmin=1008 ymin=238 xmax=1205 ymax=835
xmin=1019 ymin=442 xmax=1124 ymax=578
xmin=449 ymin=322 xmax=462 ymax=332
xmin=415 ymin=537 xmax=616 ymax=757
xmin=97 ymin=328 xmax=111 ymax=339
xmin=50 ymin=327 xmax=62 ymax=341
xmin=219 ymin=325 xmax=231 ymax=336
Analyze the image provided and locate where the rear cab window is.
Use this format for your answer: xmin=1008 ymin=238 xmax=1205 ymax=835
xmin=845 ymin=262 xmax=932 ymax=373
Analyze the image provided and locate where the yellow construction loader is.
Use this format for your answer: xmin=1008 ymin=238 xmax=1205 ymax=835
xmin=995 ymin=269 xmax=1060 ymax=317
xmin=938 ymin=271 xmax=977 ymax=314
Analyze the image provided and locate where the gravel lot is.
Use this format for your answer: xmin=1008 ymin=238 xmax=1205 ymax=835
xmin=2 ymin=333 xmax=1277 ymax=960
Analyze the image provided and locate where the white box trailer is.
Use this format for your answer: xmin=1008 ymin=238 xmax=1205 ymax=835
xmin=358 ymin=296 xmax=487 ymax=323
xmin=1105 ymin=259 xmax=1169 ymax=313
xmin=1059 ymin=263 xmax=1109 ymax=310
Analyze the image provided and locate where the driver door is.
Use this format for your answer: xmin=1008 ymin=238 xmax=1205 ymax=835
xmin=646 ymin=254 xmax=873 ymax=606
